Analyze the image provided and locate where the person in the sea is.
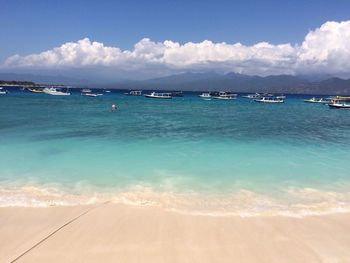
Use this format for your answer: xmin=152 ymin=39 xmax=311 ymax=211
xmin=111 ymin=103 xmax=117 ymax=111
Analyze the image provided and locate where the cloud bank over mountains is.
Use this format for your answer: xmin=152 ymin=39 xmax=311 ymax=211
xmin=3 ymin=21 xmax=350 ymax=78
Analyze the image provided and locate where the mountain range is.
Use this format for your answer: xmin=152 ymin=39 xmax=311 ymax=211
xmin=1 ymin=72 xmax=350 ymax=95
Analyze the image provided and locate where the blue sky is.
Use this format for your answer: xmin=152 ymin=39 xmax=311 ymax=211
xmin=1 ymin=0 xmax=350 ymax=59
xmin=1 ymin=0 xmax=350 ymax=79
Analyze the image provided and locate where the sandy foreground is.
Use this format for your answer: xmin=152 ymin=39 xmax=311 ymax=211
xmin=1 ymin=203 xmax=350 ymax=263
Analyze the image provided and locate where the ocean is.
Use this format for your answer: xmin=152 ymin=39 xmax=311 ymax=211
xmin=1 ymin=90 xmax=350 ymax=216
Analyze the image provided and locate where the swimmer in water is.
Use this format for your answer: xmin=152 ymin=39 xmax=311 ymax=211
xmin=111 ymin=103 xmax=117 ymax=111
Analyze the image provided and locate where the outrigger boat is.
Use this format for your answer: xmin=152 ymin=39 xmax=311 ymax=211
xmin=328 ymin=102 xmax=350 ymax=109
xmin=242 ymin=93 xmax=261 ymax=99
xmin=0 ymin=87 xmax=8 ymax=94
xmin=212 ymin=91 xmax=237 ymax=100
xmin=199 ymin=92 xmax=212 ymax=99
xmin=28 ymin=87 xmax=44 ymax=93
xmin=124 ymin=90 xmax=142 ymax=96
xmin=81 ymin=88 xmax=103 ymax=97
xmin=43 ymin=87 xmax=71 ymax=96
xmin=255 ymin=97 xmax=284 ymax=103
xmin=304 ymin=97 xmax=329 ymax=103
xmin=144 ymin=92 xmax=172 ymax=99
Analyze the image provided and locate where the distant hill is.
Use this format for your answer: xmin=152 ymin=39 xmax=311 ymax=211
xmin=1 ymin=71 xmax=350 ymax=95
xmin=113 ymin=73 xmax=350 ymax=95
xmin=0 ymin=73 xmax=88 ymax=86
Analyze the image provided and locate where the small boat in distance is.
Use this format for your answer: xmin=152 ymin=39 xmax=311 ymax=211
xmin=255 ymin=97 xmax=284 ymax=103
xmin=43 ymin=87 xmax=71 ymax=96
xmin=328 ymin=102 xmax=350 ymax=109
xmin=124 ymin=90 xmax=142 ymax=96
xmin=81 ymin=88 xmax=92 ymax=93
xmin=242 ymin=93 xmax=261 ymax=99
xmin=0 ymin=87 xmax=9 ymax=94
xmin=304 ymin=97 xmax=329 ymax=103
xmin=28 ymin=87 xmax=44 ymax=93
xmin=199 ymin=92 xmax=212 ymax=99
xmin=144 ymin=92 xmax=172 ymax=99
xmin=82 ymin=92 xmax=103 ymax=97
xmin=212 ymin=91 xmax=237 ymax=100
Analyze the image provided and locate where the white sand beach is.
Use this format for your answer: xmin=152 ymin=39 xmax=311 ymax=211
xmin=1 ymin=204 xmax=350 ymax=263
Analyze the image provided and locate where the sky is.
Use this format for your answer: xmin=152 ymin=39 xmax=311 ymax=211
xmin=1 ymin=0 xmax=350 ymax=80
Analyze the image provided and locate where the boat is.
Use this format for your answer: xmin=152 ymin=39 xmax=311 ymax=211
xmin=304 ymin=97 xmax=331 ymax=104
xmin=212 ymin=91 xmax=237 ymax=100
xmin=242 ymin=93 xmax=261 ymax=99
xmin=328 ymin=102 xmax=350 ymax=109
xmin=82 ymin=92 xmax=103 ymax=97
xmin=81 ymin=88 xmax=92 ymax=93
xmin=144 ymin=92 xmax=172 ymax=99
xmin=124 ymin=90 xmax=142 ymax=96
xmin=43 ymin=87 xmax=71 ymax=96
xmin=255 ymin=97 xmax=284 ymax=103
xmin=276 ymin=95 xmax=286 ymax=99
xmin=0 ymin=87 xmax=8 ymax=94
xmin=28 ymin=87 xmax=44 ymax=93
xmin=81 ymin=88 xmax=103 ymax=97
xmin=199 ymin=92 xmax=212 ymax=99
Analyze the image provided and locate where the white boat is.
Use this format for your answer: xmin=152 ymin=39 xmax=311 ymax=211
xmin=124 ymin=90 xmax=142 ymax=96
xmin=304 ymin=97 xmax=331 ymax=104
xmin=0 ymin=87 xmax=8 ymax=94
xmin=328 ymin=102 xmax=350 ymax=109
xmin=81 ymin=88 xmax=92 ymax=93
xmin=212 ymin=91 xmax=237 ymax=100
xmin=144 ymin=92 xmax=172 ymax=99
xmin=82 ymin=93 xmax=103 ymax=97
xmin=199 ymin=92 xmax=211 ymax=98
xmin=43 ymin=87 xmax=70 ymax=96
xmin=255 ymin=97 xmax=284 ymax=103
xmin=242 ymin=93 xmax=261 ymax=99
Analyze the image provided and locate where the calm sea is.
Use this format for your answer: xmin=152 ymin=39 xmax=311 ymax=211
xmin=1 ymin=90 xmax=350 ymax=216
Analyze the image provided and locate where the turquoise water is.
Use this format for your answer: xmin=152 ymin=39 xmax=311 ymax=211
xmin=1 ymin=91 xmax=350 ymax=215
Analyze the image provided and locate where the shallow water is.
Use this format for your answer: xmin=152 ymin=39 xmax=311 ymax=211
xmin=1 ymin=90 xmax=350 ymax=216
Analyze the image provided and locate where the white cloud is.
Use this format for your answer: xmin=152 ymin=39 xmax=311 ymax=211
xmin=3 ymin=21 xmax=350 ymax=77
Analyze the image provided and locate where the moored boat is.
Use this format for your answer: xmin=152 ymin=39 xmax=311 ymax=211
xmin=144 ymin=92 xmax=172 ymax=99
xmin=0 ymin=87 xmax=9 ymax=94
xmin=199 ymin=92 xmax=212 ymax=99
xmin=212 ymin=91 xmax=237 ymax=100
xmin=124 ymin=90 xmax=142 ymax=96
xmin=328 ymin=102 xmax=350 ymax=109
xmin=242 ymin=93 xmax=261 ymax=99
xmin=255 ymin=97 xmax=284 ymax=103
xmin=43 ymin=87 xmax=71 ymax=96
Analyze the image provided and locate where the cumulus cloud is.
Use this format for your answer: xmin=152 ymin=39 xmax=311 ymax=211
xmin=3 ymin=21 xmax=350 ymax=77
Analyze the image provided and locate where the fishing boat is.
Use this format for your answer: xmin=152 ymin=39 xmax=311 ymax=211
xmin=28 ymin=87 xmax=44 ymax=93
xmin=255 ymin=97 xmax=284 ymax=103
xmin=212 ymin=91 xmax=237 ymax=100
xmin=242 ymin=93 xmax=261 ymax=99
xmin=328 ymin=102 xmax=350 ymax=109
xmin=82 ymin=92 xmax=103 ymax=97
xmin=304 ymin=97 xmax=331 ymax=104
xmin=0 ymin=87 xmax=8 ymax=94
xmin=81 ymin=88 xmax=92 ymax=93
xmin=144 ymin=92 xmax=172 ymax=99
xmin=43 ymin=87 xmax=71 ymax=96
xmin=199 ymin=92 xmax=212 ymax=99
xmin=124 ymin=90 xmax=142 ymax=96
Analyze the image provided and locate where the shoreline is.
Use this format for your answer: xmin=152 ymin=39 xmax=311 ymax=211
xmin=1 ymin=204 xmax=350 ymax=262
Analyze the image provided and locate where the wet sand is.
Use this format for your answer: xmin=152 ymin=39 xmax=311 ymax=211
xmin=1 ymin=203 xmax=350 ymax=263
